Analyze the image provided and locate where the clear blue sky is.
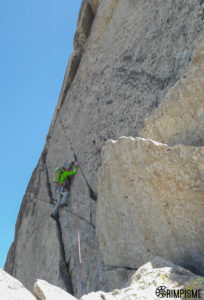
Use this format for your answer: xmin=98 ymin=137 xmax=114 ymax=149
xmin=0 ymin=0 xmax=82 ymax=269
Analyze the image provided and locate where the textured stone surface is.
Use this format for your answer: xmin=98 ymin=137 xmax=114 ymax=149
xmin=141 ymin=35 xmax=204 ymax=146
xmin=2 ymin=259 xmax=204 ymax=300
xmin=74 ymin=0 xmax=95 ymax=52
xmin=106 ymin=269 xmax=135 ymax=291
xmin=34 ymin=279 xmax=77 ymax=300
xmin=97 ymin=137 xmax=204 ymax=276
xmin=81 ymin=257 xmax=204 ymax=300
xmin=88 ymin=0 xmax=120 ymax=44
xmin=4 ymin=155 xmax=73 ymax=294
xmin=87 ymin=0 xmax=99 ymax=15
xmin=5 ymin=0 xmax=204 ymax=298
xmin=0 ymin=268 xmax=37 ymax=300
xmin=54 ymin=50 xmax=82 ymax=114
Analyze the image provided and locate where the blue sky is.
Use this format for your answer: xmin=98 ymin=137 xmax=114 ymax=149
xmin=0 ymin=0 xmax=82 ymax=268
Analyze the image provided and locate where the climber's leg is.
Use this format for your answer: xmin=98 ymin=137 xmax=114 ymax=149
xmin=50 ymin=186 xmax=62 ymax=219
xmin=58 ymin=189 xmax=69 ymax=208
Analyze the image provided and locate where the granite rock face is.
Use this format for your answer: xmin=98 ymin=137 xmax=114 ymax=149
xmin=97 ymin=137 xmax=204 ymax=278
xmin=4 ymin=0 xmax=204 ymax=298
xmin=4 ymin=155 xmax=73 ymax=294
xmin=141 ymin=35 xmax=204 ymax=146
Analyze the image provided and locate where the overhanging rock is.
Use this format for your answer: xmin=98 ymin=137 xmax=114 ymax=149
xmin=97 ymin=137 xmax=204 ymax=279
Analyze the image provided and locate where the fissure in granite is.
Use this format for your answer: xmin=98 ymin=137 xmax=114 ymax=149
xmin=44 ymin=116 xmax=98 ymax=295
xmin=49 ymin=0 xmax=96 ymax=136
xmin=58 ymin=117 xmax=97 ymax=202
xmin=42 ymin=148 xmax=74 ymax=294
xmin=5 ymin=0 xmax=204 ymax=296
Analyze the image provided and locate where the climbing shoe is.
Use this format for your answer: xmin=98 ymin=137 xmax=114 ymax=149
xmin=58 ymin=202 xmax=67 ymax=209
xmin=50 ymin=212 xmax=58 ymax=220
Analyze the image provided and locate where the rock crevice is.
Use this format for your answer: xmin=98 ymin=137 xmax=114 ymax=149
xmin=43 ymin=149 xmax=74 ymax=294
xmin=4 ymin=0 xmax=204 ymax=297
xmin=58 ymin=116 xmax=97 ymax=202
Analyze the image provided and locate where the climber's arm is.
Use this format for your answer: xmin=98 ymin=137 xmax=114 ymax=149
xmin=64 ymin=166 xmax=78 ymax=176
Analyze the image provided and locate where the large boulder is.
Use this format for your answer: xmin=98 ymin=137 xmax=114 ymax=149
xmin=97 ymin=137 xmax=204 ymax=283
xmin=0 ymin=268 xmax=37 ymax=300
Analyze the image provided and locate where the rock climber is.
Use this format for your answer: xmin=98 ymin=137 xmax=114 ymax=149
xmin=50 ymin=161 xmax=78 ymax=219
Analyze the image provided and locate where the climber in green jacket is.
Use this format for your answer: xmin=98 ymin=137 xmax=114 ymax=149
xmin=50 ymin=161 xmax=78 ymax=219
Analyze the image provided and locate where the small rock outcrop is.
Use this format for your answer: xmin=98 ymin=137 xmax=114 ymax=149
xmin=97 ymin=137 xmax=204 ymax=282
xmin=0 ymin=268 xmax=37 ymax=300
xmin=34 ymin=279 xmax=77 ymax=300
xmin=2 ymin=258 xmax=204 ymax=300
xmin=81 ymin=257 xmax=204 ymax=300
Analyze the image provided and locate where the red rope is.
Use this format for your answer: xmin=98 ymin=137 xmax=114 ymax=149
xmin=76 ymin=198 xmax=84 ymax=297
xmin=78 ymin=232 xmax=82 ymax=264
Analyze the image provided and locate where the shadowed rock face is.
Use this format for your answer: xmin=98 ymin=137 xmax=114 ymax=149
xmin=4 ymin=0 xmax=204 ymax=298
xmin=4 ymin=155 xmax=73 ymax=294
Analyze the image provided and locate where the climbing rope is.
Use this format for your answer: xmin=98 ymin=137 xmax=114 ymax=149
xmin=76 ymin=196 xmax=85 ymax=297
xmin=65 ymin=200 xmax=87 ymax=298
xmin=57 ymin=116 xmax=95 ymax=296
xmin=65 ymin=214 xmax=82 ymax=296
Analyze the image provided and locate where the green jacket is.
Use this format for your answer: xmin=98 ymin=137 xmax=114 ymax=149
xmin=59 ymin=167 xmax=78 ymax=184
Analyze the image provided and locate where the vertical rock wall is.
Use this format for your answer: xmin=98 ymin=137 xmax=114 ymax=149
xmin=5 ymin=0 xmax=204 ymax=298
xmin=4 ymin=154 xmax=73 ymax=293
xmin=141 ymin=36 xmax=204 ymax=146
